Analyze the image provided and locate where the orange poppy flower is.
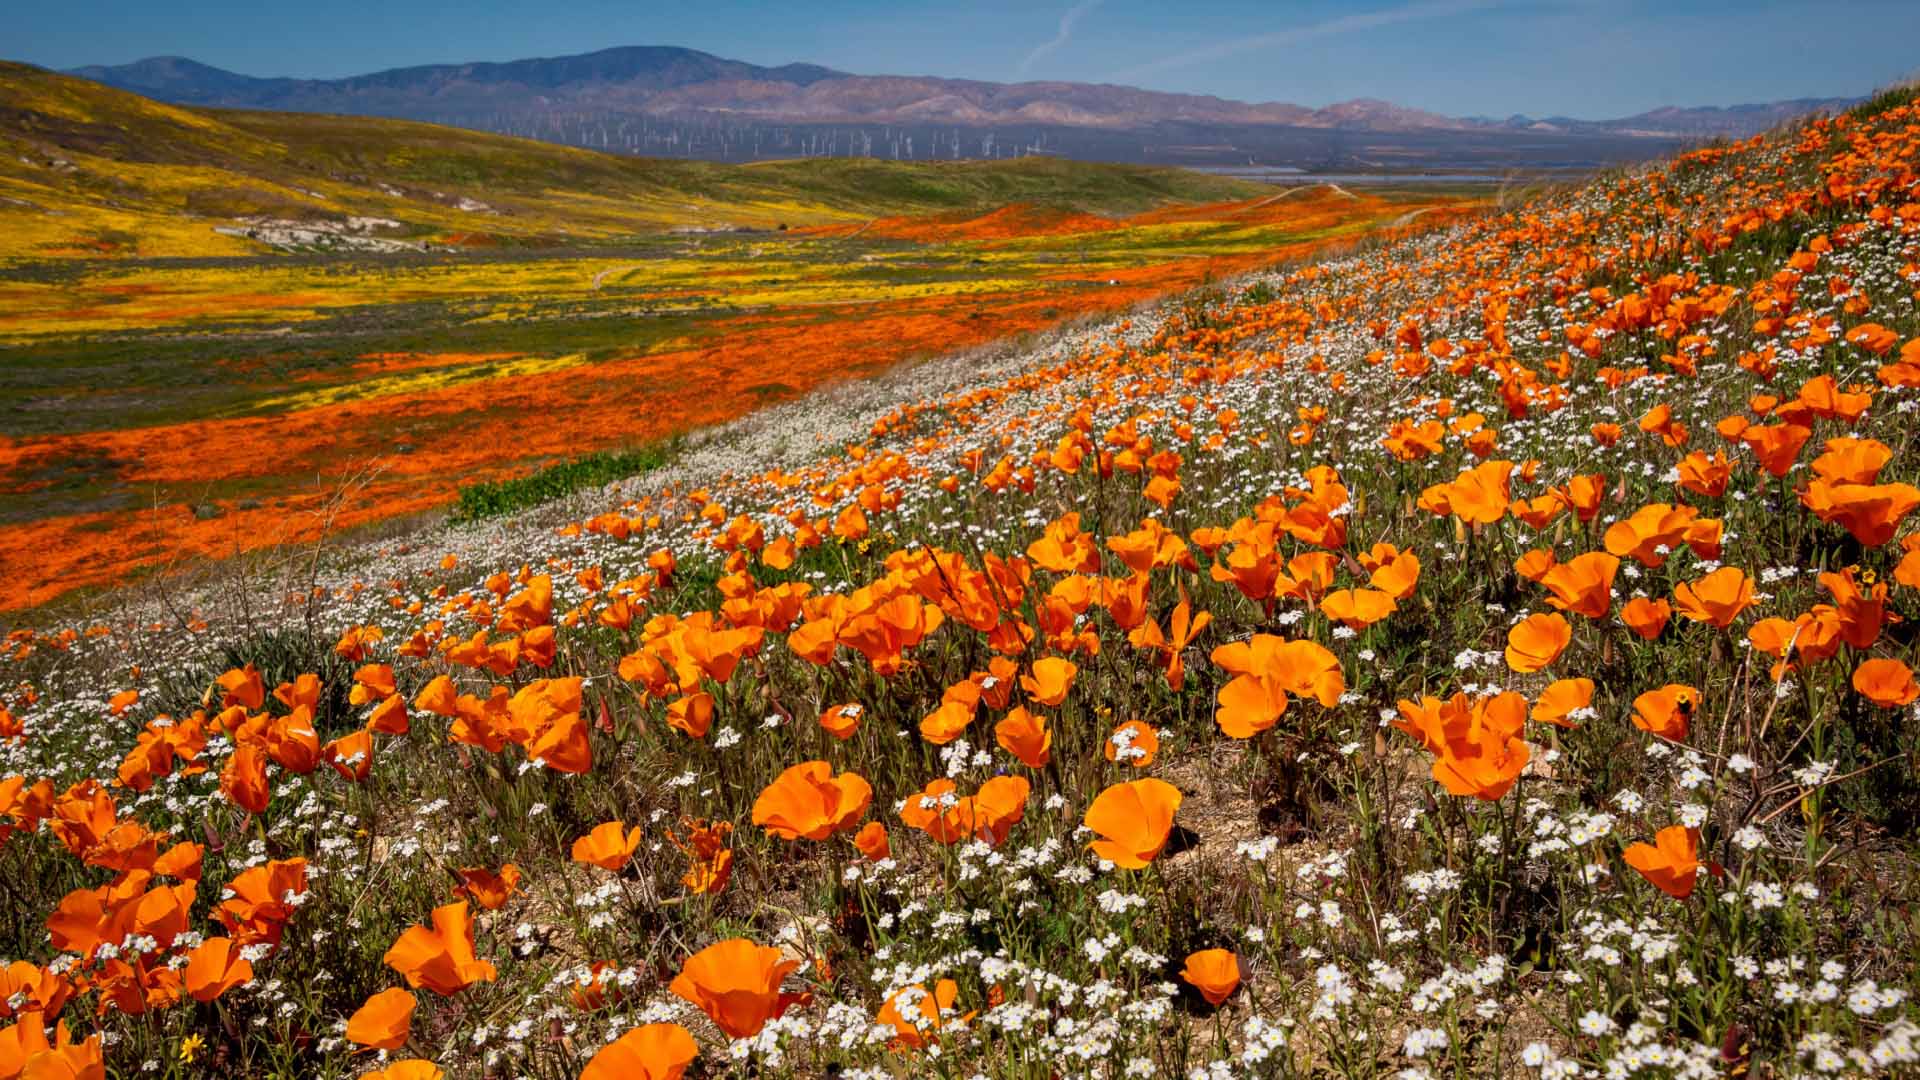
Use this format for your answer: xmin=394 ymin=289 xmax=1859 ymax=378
xmin=345 ymin=987 xmax=416 ymax=1049
xmin=838 ymin=594 xmax=945 ymax=675
xmin=1554 ymin=474 xmax=1606 ymax=521
xmin=1027 ymin=513 xmax=1102 ymax=573
xmin=184 ymin=936 xmax=253 ymax=1003
xmin=1747 ymin=616 xmax=1804 ymax=671
xmin=1622 ymin=825 xmax=1705 ymax=899
xmin=1796 ymin=373 xmax=1872 ymax=422
xmin=876 ymin=979 xmax=972 ymax=1050
xmin=666 ymin=693 xmax=715 ymax=739
xmin=1671 ymin=566 xmax=1756 ymax=628
xmin=1180 ymin=948 xmax=1241 ymax=1006
xmin=1508 ymin=493 xmax=1562 ymax=530
xmin=349 ymin=663 xmax=397 ymax=706
xmin=572 ymin=821 xmax=643 ymax=871
xmin=980 ymin=655 xmax=1020 ymax=709
xmin=1620 ymin=597 xmax=1671 ymax=640
xmin=1631 ymin=684 xmax=1699 ymax=741
xmin=1503 ymin=613 xmax=1571 ymax=673
xmin=1393 ymin=692 xmax=1530 ymax=801
xmin=1421 ymin=459 xmax=1514 ymax=524
xmin=919 ymin=680 xmax=982 ymax=745
xmin=819 ymin=703 xmax=863 ymax=740
xmin=1819 ymin=567 xmax=1890 ymax=648
xmin=853 ymin=821 xmax=891 ymax=861
xmin=833 ymin=504 xmax=869 ymax=541
xmin=322 ymin=729 xmax=375 ymax=783
xmin=751 ymin=761 xmax=872 ymax=841
xmin=1845 ymin=322 xmax=1900 ymax=355
xmin=1019 ymin=657 xmax=1078 ymax=707
xmin=994 ymin=707 xmax=1052 ymax=768
xmin=1811 ymin=437 xmax=1893 ymax=485
xmin=1083 ymin=778 xmax=1182 ymax=869
xmin=384 ymin=901 xmax=497 ymax=996
xmin=1127 ymin=594 xmax=1212 ymax=690
xmin=1531 ymin=677 xmax=1594 ymax=728
xmin=412 ymin=675 xmax=458 ymax=717
xmin=1210 ymin=537 xmax=1283 ymax=602
xmin=216 ymin=665 xmax=266 ymax=711
xmin=366 ymin=694 xmax=410 ymax=735
xmin=274 ymin=673 xmax=322 ymax=711
xmin=1741 ymin=422 xmax=1813 ymax=477
xmin=219 ymin=744 xmax=271 ymax=815
xmin=1366 ymin=548 xmax=1422 ymax=599
xmin=263 ymin=707 xmax=322 ymax=775
xmin=1853 ymin=658 xmax=1919 ymax=707
xmin=678 ymin=836 xmax=733 ymax=901
xmin=1209 ymin=635 xmax=1344 ymax=738
xmin=668 ymin=938 xmax=803 ymax=1039
xmin=1514 ymin=548 xmax=1557 ymax=582
xmin=0 ymin=961 xmax=72 ymax=1020
xmin=1800 ymin=480 xmax=1920 ymax=547
xmin=901 ymin=776 xmax=1030 ymax=845
xmin=502 ymin=679 xmax=591 ymax=771
xmin=1603 ymin=503 xmax=1714 ymax=568
xmin=1104 ymin=719 xmax=1159 ymax=767
xmin=1676 ymin=451 xmax=1731 ymax=498
xmin=1107 ymin=517 xmax=1194 ymax=574
xmin=1321 ymin=588 xmax=1398 ymax=630
xmin=0 ymin=1014 xmax=99 ymax=1077
xmin=215 ymin=858 xmax=307 ymax=946
xmin=1538 ymin=552 xmax=1619 ymax=619
xmin=581 ymin=1023 xmax=698 ymax=1080
xmin=452 ymin=864 xmax=521 ymax=910
xmin=1282 ymin=552 xmax=1340 ymax=601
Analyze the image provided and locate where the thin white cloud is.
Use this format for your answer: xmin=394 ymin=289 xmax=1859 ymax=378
xmin=1020 ymin=0 xmax=1105 ymax=76
xmin=1109 ymin=0 xmax=1506 ymax=84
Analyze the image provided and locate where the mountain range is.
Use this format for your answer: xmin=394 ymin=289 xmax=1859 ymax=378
xmin=63 ymin=46 xmax=1860 ymax=168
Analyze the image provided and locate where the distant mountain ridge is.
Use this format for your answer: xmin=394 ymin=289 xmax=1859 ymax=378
xmin=68 ymin=48 xmax=845 ymax=106
xmin=60 ymin=45 xmax=1862 ymax=166
xmin=1474 ymin=98 xmax=1863 ymax=138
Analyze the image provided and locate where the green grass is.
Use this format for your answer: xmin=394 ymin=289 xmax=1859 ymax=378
xmin=448 ymin=442 xmax=678 ymax=522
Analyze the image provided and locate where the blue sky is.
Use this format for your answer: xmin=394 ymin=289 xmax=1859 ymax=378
xmin=11 ymin=0 xmax=1918 ymax=119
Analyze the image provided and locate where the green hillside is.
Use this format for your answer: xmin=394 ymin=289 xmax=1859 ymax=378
xmin=0 ymin=61 xmax=1265 ymax=259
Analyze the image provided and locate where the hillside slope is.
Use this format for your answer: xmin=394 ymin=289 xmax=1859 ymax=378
xmin=0 ymin=62 xmax=1264 ymax=259
xmin=0 ymin=84 xmax=1917 ymax=1080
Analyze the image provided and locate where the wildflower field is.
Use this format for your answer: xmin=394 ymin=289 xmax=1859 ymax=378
xmin=2 ymin=81 xmax=1920 ymax=1080
xmin=0 ymin=63 xmax=1476 ymax=609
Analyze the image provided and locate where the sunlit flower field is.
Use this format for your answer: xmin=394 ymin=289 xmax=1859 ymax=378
xmin=0 ymin=184 xmax=1465 ymax=610
xmin=2 ymin=87 xmax=1919 ymax=1079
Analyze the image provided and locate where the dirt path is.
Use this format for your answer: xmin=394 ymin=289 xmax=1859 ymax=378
xmin=1243 ymin=183 xmax=1345 ymax=210
xmin=590 ymin=265 xmax=643 ymax=290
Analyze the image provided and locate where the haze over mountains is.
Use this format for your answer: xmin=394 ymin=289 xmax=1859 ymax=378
xmin=67 ymin=45 xmax=1859 ymax=169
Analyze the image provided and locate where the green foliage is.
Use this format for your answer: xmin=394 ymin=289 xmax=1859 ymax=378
xmin=449 ymin=442 xmax=677 ymax=521
xmin=1851 ymin=82 xmax=1920 ymax=121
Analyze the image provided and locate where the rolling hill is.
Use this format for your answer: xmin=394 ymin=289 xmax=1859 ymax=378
xmin=59 ymin=44 xmax=1863 ymax=166
xmin=0 ymin=61 xmax=1266 ymax=259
